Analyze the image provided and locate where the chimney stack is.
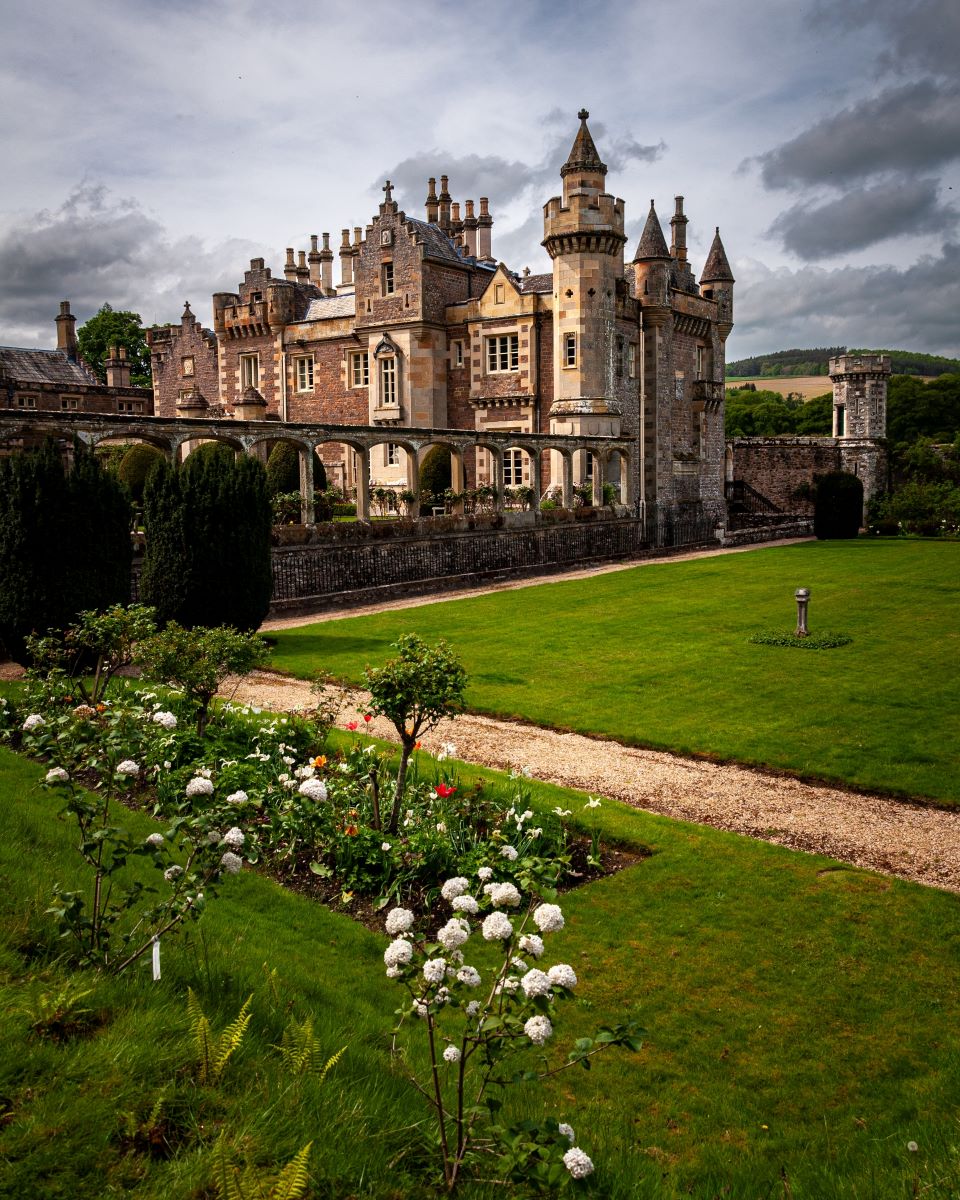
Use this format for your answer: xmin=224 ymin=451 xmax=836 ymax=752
xmin=308 ymin=234 xmax=322 ymax=284
xmin=477 ymin=197 xmax=493 ymax=260
xmin=56 ymin=300 xmax=77 ymax=360
xmin=425 ymin=176 xmax=439 ymax=223
xmin=105 ymin=344 xmax=132 ymax=389
xmin=284 ymin=247 xmax=297 ymax=281
xmin=438 ymin=175 xmax=451 ymax=230
xmin=339 ymin=228 xmax=354 ymax=288
xmin=296 ymin=249 xmax=310 ymax=282
xmin=463 ymin=199 xmax=478 ymax=256
xmin=319 ymin=232 xmax=334 ymax=294
xmin=670 ymin=196 xmax=688 ymax=263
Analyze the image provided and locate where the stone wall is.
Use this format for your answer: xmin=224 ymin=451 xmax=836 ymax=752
xmin=728 ymin=438 xmax=842 ymax=512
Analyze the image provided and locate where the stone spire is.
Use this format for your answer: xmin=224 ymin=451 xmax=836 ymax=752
xmin=561 ymin=108 xmax=606 ymax=178
xmin=633 ymin=201 xmax=671 ymax=261
xmin=700 ymin=227 xmax=735 ymax=283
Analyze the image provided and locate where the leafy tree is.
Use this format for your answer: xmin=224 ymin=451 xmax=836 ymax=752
xmin=76 ymin=304 xmax=151 ymax=387
xmin=0 ymin=442 xmax=132 ymax=663
xmin=118 ymin=444 xmax=165 ymax=503
xmin=365 ymin=634 xmax=467 ymax=834
xmin=814 ymin=471 xmax=863 ymax=539
xmin=794 ymin=393 xmax=833 ymax=435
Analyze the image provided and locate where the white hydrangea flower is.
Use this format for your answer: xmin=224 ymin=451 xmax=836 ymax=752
xmin=524 ymin=1014 xmax=553 ymax=1046
xmin=465 ymin=1000 xmax=481 ymax=1017
xmin=207 ymin=830 xmax=222 ymax=845
xmin=482 ymin=883 xmax=496 ymax=897
xmin=563 ymin=1147 xmax=594 ymax=1179
xmin=152 ymin=711 xmax=177 ymax=730
xmin=226 ymin=790 xmax=248 ymax=805
xmin=442 ymin=1045 xmax=461 ymax=1063
xmin=164 ymin=865 xmax=184 ymax=883
xmin=499 ymin=844 xmax=519 ymax=861
xmin=490 ymin=882 xmax=521 ymax=908
xmin=456 ymin=965 xmax=482 ymax=988
xmin=533 ymin=903 xmax=565 ymax=934
xmin=298 ymin=777 xmax=328 ymax=802
xmin=558 ymin=1122 xmax=575 ymax=1144
xmin=441 ymin=876 xmax=470 ymax=902
xmin=437 ymin=918 xmax=470 ymax=952
xmin=423 ymin=957 xmax=447 ymax=985
xmin=520 ymin=968 xmax=552 ymax=999
xmin=22 ymin=714 xmax=44 ymax=731
xmin=45 ymin=767 xmax=69 ymax=784
xmin=519 ymin=933 xmax=545 ymax=959
xmin=435 ymin=986 xmax=452 ymax=1005
xmin=482 ymin=912 xmax=514 ymax=941
xmin=117 ymin=759 xmax=141 ymax=777
xmin=220 ymin=851 xmax=243 ymax=874
xmin=385 ymin=965 xmax=403 ymax=979
xmin=412 ymin=1001 xmax=429 ymax=1018
xmin=222 ymin=827 xmax=245 ymax=850
xmin=185 ymin=776 xmax=213 ymax=796
xmin=451 ymin=894 xmax=479 ymax=915
xmin=547 ymin=964 xmax=578 ymax=989
xmin=145 ymin=832 xmax=165 ymax=848
xmin=385 ymin=907 xmax=414 ymax=936
xmin=384 ymin=938 xmax=414 ymax=969
xmin=510 ymin=956 xmax=529 ymax=974
xmin=477 ymin=866 xmax=494 ymax=881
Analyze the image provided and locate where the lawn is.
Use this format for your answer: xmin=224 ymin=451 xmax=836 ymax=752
xmin=268 ymin=540 xmax=960 ymax=804
xmin=3 ymin=739 xmax=960 ymax=1198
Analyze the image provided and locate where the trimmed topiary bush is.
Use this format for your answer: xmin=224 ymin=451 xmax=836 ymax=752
xmin=814 ymin=471 xmax=864 ymax=539
xmin=0 ymin=441 xmax=132 ymax=663
xmin=265 ymin=441 xmax=327 ymax=497
xmin=419 ymin=445 xmax=452 ymax=499
xmin=118 ymin=443 xmax=165 ymax=503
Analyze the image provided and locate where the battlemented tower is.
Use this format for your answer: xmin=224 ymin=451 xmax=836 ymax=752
xmin=829 ymin=353 xmax=890 ymax=439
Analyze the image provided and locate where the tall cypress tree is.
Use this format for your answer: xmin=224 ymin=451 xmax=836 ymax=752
xmin=140 ymin=458 xmax=190 ymax=625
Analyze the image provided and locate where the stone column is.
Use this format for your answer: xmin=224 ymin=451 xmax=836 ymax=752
xmin=592 ymin=452 xmax=604 ymax=506
xmin=406 ymin=449 xmax=421 ymax=518
xmin=619 ymin=452 xmax=632 ymax=507
xmin=490 ymin=448 xmax=505 ymax=512
xmin=527 ymin=449 xmax=542 ymax=509
xmin=561 ymin=451 xmax=574 ymax=509
xmin=450 ymin=448 xmax=466 ymax=514
xmin=355 ymin=450 xmax=370 ymax=520
xmin=298 ymin=444 xmax=315 ymax=525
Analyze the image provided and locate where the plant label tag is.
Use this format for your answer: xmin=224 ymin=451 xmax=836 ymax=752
xmin=152 ymin=936 xmax=161 ymax=981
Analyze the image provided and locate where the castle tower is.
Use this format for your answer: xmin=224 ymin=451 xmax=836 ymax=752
xmin=829 ymin=353 xmax=890 ymax=439
xmin=542 ymin=110 xmax=626 ymax=424
xmin=631 ymin=201 xmax=671 ymax=305
xmin=699 ymin=227 xmax=735 ymax=342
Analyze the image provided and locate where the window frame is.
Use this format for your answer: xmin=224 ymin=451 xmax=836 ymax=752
xmin=350 ymin=351 xmax=370 ymax=388
xmin=564 ymin=333 xmax=577 ymax=369
xmin=379 ymin=356 xmax=398 ymax=407
xmin=486 ymin=333 xmax=519 ymax=374
xmin=294 ymin=354 xmax=314 ymax=393
xmin=239 ymin=353 xmax=259 ymax=390
xmin=381 ymin=261 xmax=395 ymax=296
xmin=452 ymin=339 xmax=464 ymax=367
xmin=503 ymin=447 xmax=524 ymax=486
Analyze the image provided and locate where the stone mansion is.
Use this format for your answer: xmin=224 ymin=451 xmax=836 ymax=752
xmin=145 ymin=111 xmax=736 ymax=517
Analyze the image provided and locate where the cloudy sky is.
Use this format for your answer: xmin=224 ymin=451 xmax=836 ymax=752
xmin=1 ymin=0 xmax=958 ymax=361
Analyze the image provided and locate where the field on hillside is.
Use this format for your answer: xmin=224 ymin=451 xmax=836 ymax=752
xmin=726 ymin=374 xmax=935 ymax=399
xmin=3 ymin=736 xmax=960 ymax=1199
xmin=268 ymin=540 xmax=960 ymax=804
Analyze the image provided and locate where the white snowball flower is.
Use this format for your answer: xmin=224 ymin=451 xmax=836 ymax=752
xmin=385 ymin=966 xmax=403 ymax=979
xmin=457 ymin=965 xmax=482 ymax=988
xmin=442 ymin=1045 xmax=461 ymax=1063
xmin=152 ymin=711 xmax=177 ymax=730
xmin=547 ymin=964 xmax=578 ymax=989
xmin=412 ymin=1001 xmax=429 ymax=1019
xmin=510 ymin=956 xmax=529 ymax=974
xmin=482 ymin=883 xmax=496 ymax=897
xmin=563 ymin=1147 xmax=594 ymax=1179
xmin=524 ymin=1015 xmax=553 ymax=1046
xmin=384 ymin=938 xmax=414 ymax=969
xmin=226 ymin=790 xmax=248 ymax=806
xmin=558 ymin=1122 xmax=575 ymax=1144
xmin=482 ymin=912 xmax=514 ymax=941
xmin=490 ymin=882 xmax=521 ymax=908
xmin=477 ymin=866 xmax=494 ymax=881
xmin=220 ymin=851 xmax=243 ymax=874
xmin=441 ymin=876 xmax=470 ymax=901
xmin=465 ymin=1000 xmax=481 ymax=1017
xmin=533 ymin=904 xmax=565 ymax=934
xmin=499 ymin=844 xmax=518 ymax=861
xmin=298 ymin=777 xmax=328 ymax=802
xmin=451 ymin=894 xmax=479 ymax=915
xmin=117 ymin=759 xmax=141 ymax=777
xmin=222 ymin=827 xmax=245 ymax=850
xmin=22 ymin=714 xmax=44 ymax=731
xmin=423 ymin=958 xmax=447 ymax=985
xmin=185 ymin=776 xmax=213 ymax=797
xmin=520 ymin=969 xmax=552 ymax=999
xmin=207 ymin=830 xmax=222 ymax=845
xmin=45 ymin=767 xmax=69 ymax=784
xmin=437 ymin=918 xmax=471 ymax=952
xmin=519 ymin=934 xmax=545 ymax=959
xmin=145 ymin=832 xmax=165 ymax=848
xmin=385 ymin=907 xmax=414 ymax=936
xmin=163 ymin=865 xmax=184 ymax=882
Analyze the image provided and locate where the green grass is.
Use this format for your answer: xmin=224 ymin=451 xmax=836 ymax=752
xmin=267 ymin=540 xmax=960 ymax=804
xmin=3 ymin=740 xmax=960 ymax=1197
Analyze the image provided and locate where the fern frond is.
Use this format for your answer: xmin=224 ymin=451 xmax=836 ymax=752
xmin=271 ymin=1142 xmax=313 ymax=1200
xmin=318 ymin=1044 xmax=347 ymax=1085
xmin=188 ymin=988 xmax=215 ymax=1083
xmin=212 ymin=1133 xmax=248 ymax=1200
xmin=212 ymin=993 xmax=253 ymax=1083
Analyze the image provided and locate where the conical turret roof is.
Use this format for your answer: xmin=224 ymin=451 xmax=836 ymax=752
xmin=633 ymin=201 xmax=671 ymax=261
xmin=700 ymin=227 xmax=734 ymax=282
xmin=560 ymin=109 xmax=606 ymax=177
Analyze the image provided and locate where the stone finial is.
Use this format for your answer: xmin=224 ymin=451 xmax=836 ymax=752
xmin=382 ymin=179 xmax=393 ymax=203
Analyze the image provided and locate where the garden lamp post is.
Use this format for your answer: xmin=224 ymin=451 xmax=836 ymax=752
xmin=795 ymin=587 xmax=810 ymax=638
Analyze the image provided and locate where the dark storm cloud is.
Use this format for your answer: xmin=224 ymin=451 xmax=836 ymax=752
xmin=0 ymin=185 xmax=264 ymax=346
xmin=813 ymin=0 xmax=960 ymax=76
xmin=769 ymin=177 xmax=958 ymax=259
xmin=731 ymin=242 xmax=960 ymax=358
xmin=756 ymin=80 xmax=960 ymax=189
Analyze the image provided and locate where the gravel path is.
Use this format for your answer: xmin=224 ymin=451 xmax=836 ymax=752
xmin=220 ymin=669 xmax=960 ymax=896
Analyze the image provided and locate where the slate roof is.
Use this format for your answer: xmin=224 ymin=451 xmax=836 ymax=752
xmin=520 ymin=273 xmax=552 ymax=294
xmin=301 ymin=294 xmax=357 ymax=321
xmin=0 ymin=346 xmax=99 ymax=387
xmin=700 ymin=228 xmax=735 ymax=283
xmin=407 ymin=219 xmax=466 ymax=264
xmin=633 ymin=203 xmax=671 ymax=261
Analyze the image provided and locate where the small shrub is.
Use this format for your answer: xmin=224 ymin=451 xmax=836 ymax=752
xmin=749 ymin=629 xmax=853 ymax=650
xmin=118 ymin=444 xmax=165 ymax=503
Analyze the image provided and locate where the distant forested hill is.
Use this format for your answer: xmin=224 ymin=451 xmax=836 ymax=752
xmin=727 ymin=348 xmax=960 ymax=378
